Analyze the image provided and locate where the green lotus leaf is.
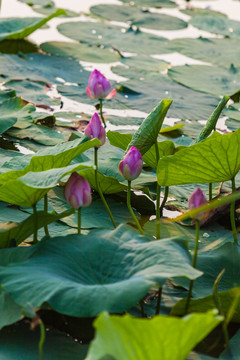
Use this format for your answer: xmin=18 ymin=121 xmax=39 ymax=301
xmin=87 ymin=311 xmax=222 ymax=360
xmin=168 ymin=65 xmax=240 ymax=97
xmin=173 ymin=242 xmax=240 ymax=298
xmin=190 ymin=15 xmax=240 ymax=38
xmin=0 ymin=225 xmax=201 ymax=317
xmin=0 ymin=9 xmax=66 ymax=41
xmin=56 ymin=21 xmax=169 ymax=55
xmin=90 ymin=5 xmax=187 ymax=30
xmin=157 ymin=129 xmax=240 ymax=186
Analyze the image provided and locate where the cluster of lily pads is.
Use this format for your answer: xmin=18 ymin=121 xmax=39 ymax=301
xmin=0 ymin=0 xmax=240 ymax=359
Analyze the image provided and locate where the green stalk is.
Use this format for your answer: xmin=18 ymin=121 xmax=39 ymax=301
xmin=155 ymin=287 xmax=162 ymax=315
xmin=160 ymin=186 xmax=169 ymax=217
xmin=78 ymin=208 xmax=81 ymax=234
xmin=185 ymin=219 xmax=200 ymax=314
xmin=209 ymin=183 xmax=212 ymax=201
xmin=213 ymin=269 xmax=229 ymax=350
xmin=32 ymin=204 xmax=38 ymax=244
xmin=230 ymin=177 xmax=238 ymax=244
xmin=99 ymin=99 xmax=106 ymax=128
xmin=94 ymin=148 xmax=116 ymax=228
xmin=155 ymin=141 xmax=161 ymax=239
xmin=39 ymin=320 xmax=46 ymax=360
xmin=127 ymin=181 xmax=144 ymax=235
xmin=44 ymin=194 xmax=50 ymax=237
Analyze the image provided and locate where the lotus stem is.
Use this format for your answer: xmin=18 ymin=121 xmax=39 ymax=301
xmin=185 ymin=219 xmax=200 ymax=314
xmin=38 ymin=320 xmax=45 ymax=360
xmin=155 ymin=287 xmax=162 ymax=315
xmin=32 ymin=204 xmax=38 ymax=244
xmin=78 ymin=208 xmax=81 ymax=234
xmin=127 ymin=181 xmax=144 ymax=235
xmin=155 ymin=141 xmax=161 ymax=239
xmin=230 ymin=177 xmax=238 ymax=244
xmin=99 ymin=99 xmax=106 ymax=128
xmin=44 ymin=194 xmax=50 ymax=237
xmin=209 ymin=183 xmax=212 ymax=201
xmin=94 ymin=148 xmax=116 ymax=228
xmin=160 ymin=186 xmax=169 ymax=217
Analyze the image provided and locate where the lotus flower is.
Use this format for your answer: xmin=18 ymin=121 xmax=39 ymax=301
xmin=86 ymin=69 xmax=116 ymax=100
xmin=119 ymin=146 xmax=143 ymax=181
xmin=85 ymin=113 xmax=106 ymax=146
xmin=188 ymin=188 xmax=207 ymax=219
xmin=64 ymin=172 xmax=92 ymax=209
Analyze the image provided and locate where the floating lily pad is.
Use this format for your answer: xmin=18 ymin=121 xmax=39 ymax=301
xmin=120 ymin=0 xmax=177 ymax=8
xmin=90 ymin=5 xmax=187 ymax=30
xmin=119 ymin=55 xmax=169 ymax=72
xmin=0 ymin=226 xmax=201 ymax=316
xmin=41 ymin=41 xmax=120 ymax=63
xmin=223 ymin=103 xmax=240 ymax=121
xmin=168 ymin=65 xmax=240 ymax=97
xmin=87 ymin=311 xmax=221 ymax=360
xmin=181 ymin=8 xmax=226 ymax=18
xmin=112 ymin=67 xmax=220 ymax=120
xmin=56 ymin=21 xmax=169 ymax=55
xmin=168 ymin=37 xmax=240 ymax=69
xmin=0 ymin=39 xmax=38 ymax=54
xmin=0 ymin=9 xmax=65 ymax=41
xmin=3 ymin=79 xmax=60 ymax=106
xmin=0 ymin=53 xmax=90 ymax=84
xmin=0 ymin=97 xmax=32 ymax=135
xmin=190 ymin=15 xmax=240 ymax=38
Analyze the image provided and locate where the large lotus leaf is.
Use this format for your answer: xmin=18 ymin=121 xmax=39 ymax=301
xmin=87 ymin=311 xmax=221 ymax=360
xmin=0 ymin=206 xmax=75 ymax=248
xmin=157 ymin=130 xmax=240 ymax=186
xmin=168 ymin=65 xmax=240 ymax=97
xmin=0 ymin=97 xmax=33 ymax=135
xmin=0 ymin=162 xmax=88 ymax=207
xmin=0 ymin=321 xmax=88 ymax=360
xmin=41 ymin=41 xmax=120 ymax=63
xmin=168 ymin=37 xmax=240 ymax=69
xmin=7 ymin=124 xmax=68 ymax=146
xmin=18 ymin=0 xmax=54 ymax=5
xmin=0 ymin=226 xmax=201 ymax=317
xmin=171 ymin=286 xmax=240 ymax=322
xmin=0 ymin=9 xmax=65 ymax=40
xmin=144 ymin=220 xmax=235 ymax=253
xmin=0 ymin=137 xmax=100 ymax=183
xmin=90 ymin=5 xmax=187 ymax=30
xmin=56 ymin=21 xmax=169 ymax=55
xmin=190 ymin=15 xmax=240 ymax=38
xmin=173 ymin=242 xmax=240 ymax=299
xmin=3 ymin=79 xmax=60 ymax=106
xmin=219 ymin=330 xmax=240 ymax=360
xmin=0 ymin=53 xmax=90 ymax=84
xmin=0 ymin=288 xmax=25 ymax=329
xmin=112 ymin=66 xmax=220 ymax=120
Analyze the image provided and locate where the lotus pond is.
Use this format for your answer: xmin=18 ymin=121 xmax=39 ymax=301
xmin=0 ymin=0 xmax=240 ymax=359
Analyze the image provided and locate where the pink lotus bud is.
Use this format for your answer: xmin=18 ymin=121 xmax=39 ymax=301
xmin=188 ymin=188 xmax=207 ymax=219
xmin=86 ymin=69 xmax=117 ymax=100
xmin=119 ymin=146 xmax=143 ymax=181
xmin=85 ymin=113 xmax=106 ymax=146
xmin=64 ymin=172 xmax=92 ymax=209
